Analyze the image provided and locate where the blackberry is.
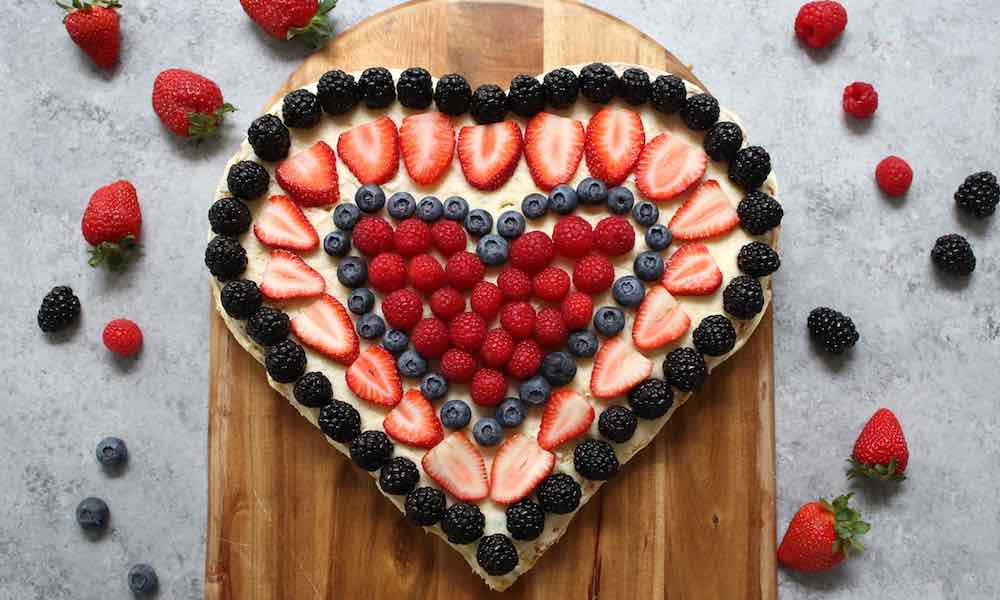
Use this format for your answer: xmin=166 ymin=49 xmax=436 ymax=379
xmin=316 ymin=69 xmax=359 ymax=115
xmin=37 ymin=286 xmax=81 ymax=332
xmin=246 ymin=306 xmax=290 ymax=346
xmin=226 ymin=160 xmax=270 ymax=200
xmin=247 ymin=114 xmax=290 ymax=162
xmin=357 ymin=67 xmax=395 ymax=108
xmin=204 ymin=235 xmax=247 ymax=280
xmin=680 ymin=93 xmax=720 ymax=130
xmin=350 ymin=430 xmax=394 ymax=471
xmin=434 ymin=73 xmax=472 ymax=116
xmin=723 ymin=276 xmax=765 ymax=320
xmin=543 ymin=67 xmax=579 ymax=108
xmin=703 ymin=121 xmax=744 ymax=161
xmin=508 ymin=74 xmax=545 ymax=117
xmin=293 ymin=371 xmax=333 ymax=408
xmin=220 ymin=279 xmax=262 ymax=320
xmin=470 ymin=84 xmax=507 ymax=124
xmin=931 ymin=234 xmax=976 ymax=276
xmin=396 ymin=67 xmax=433 ymax=109
xmin=505 ymin=499 xmax=545 ymax=541
xmin=737 ymin=241 xmax=781 ymax=277
xmin=619 ymin=68 xmax=651 ymax=105
xmin=317 ymin=400 xmax=361 ymax=443
xmin=476 ymin=534 xmax=519 ymax=576
xmin=265 ymin=339 xmax=306 ymax=384
xmin=578 ymin=62 xmax=619 ymax=104
xmin=209 ymin=197 xmax=251 ymax=236
xmin=573 ymin=439 xmax=619 ymax=480
xmin=404 ymin=486 xmax=445 ymax=526
xmin=807 ymin=307 xmax=859 ymax=354
xmin=730 ymin=146 xmax=772 ymax=190
xmin=737 ymin=190 xmax=783 ymax=235
xmin=442 ymin=502 xmax=486 ymax=544
xmin=663 ymin=347 xmax=707 ymax=391
xmin=598 ymin=405 xmax=638 ymax=443
xmin=628 ymin=378 xmax=673 ymax=419
xmin=693 ymin=314 xmax=737 ymax=356
xmin=954 ymin=171 xmax=998 ymax=218
xmin=537 ymin=473 xmax=581 ymax=514
xmin=378 ymin=456 xmax=420 ymax=495
xmin=281 ymin=89 xmax=321 ymax=128
xmin=650 ymin=74 xmax=687 ymax=114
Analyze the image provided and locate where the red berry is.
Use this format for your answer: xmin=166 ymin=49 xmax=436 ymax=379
xmin=534 ymin=307 xmax=568 ymax=348
xmin=410 ymin=317 xmax=449 ymax=359
xmin=62 ymin=3 xmax=120 ymax=70
xmin=445 ymin=251 xmax=485 ymax=290
xmin=449 ymin=312 xmax=488 ymax=353
xmin=497 ymin=267 xmax=532 ymax=301
xmin=561 ymin=292 xmax=594 ymax=330
xmin=794 ymin=1 xmax=848 ymax=49
xmin=532 ymin=267 xmax=570 ymax=302
xmin=480 ymin=328 xmax=515 ymax=368
xmin=500 ymin=302 xmax=536 ymax=339
xmin=552 ymin=215 xmax=594 ymax=258
xmin=102 ymin=318 xmax=143 ymax=357
xmin=471 ymin=368 xmax=508 ymax=407
xmin=381 ymin=288 xmax=424 ymax=330
xmin=408 ymin=254 xmax=445 ymax=292
xmin=441 ymin=348 xmax=478 ymax=383
xmin=81 ymin=180 xmax=142 ymax=270
xmin=507 ymin=339 xmax=543 ymax=380
xmin=430 ymin=220 xmax=467 ymax=256
xmin=842 ymin=82 xmax=878 ymax=118
xmin=470 ymin=281 xmax=504 ymax=320
xmin=352 ymin=216 xmax=394 ymax=257
xmin=393 ymin=218 xmax=432 ymax=257
xmin=509 ymin=231 xmax=555 ymax=273
xmin=875 ymin=156 xmax=912 ymax=197
xmin=573 ymin=254 xmax=615 ymax=294
xmin=152 ymin=69 xmax=234 ymax=138
xmin=367 ymin=252 xmax=407 ymax=293
xmin=593 ymin=216 xmax=635 ymax=257
xmin=430 ymin=286 xmax=465 ymax=321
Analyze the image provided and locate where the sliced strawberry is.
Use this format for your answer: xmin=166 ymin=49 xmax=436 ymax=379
xmin=584 ymin=107 xmax=645 ymax=186
xmin=399 ymin=112 xmax=455 ymax=186
xmin=275 ymin=141 xmax=340 ymax=207
xmin=346 ymin=345 xmax=403 ymax=407
xmin=537 ymin=389 xmax=595 ymax=450
xmin=383 ymin=389 xmax=444 ymax=449
xmin=259 ymin=249 xmax=325 ymax=301
xmin=524 ymin=112 xmax=585 ymax=190
xmin=421 ymin=431 xmax=489 ymax=502
xmin=489 ymin=433 xmax=555 ymax=505
xmin=632 ymin=285 xmax=691 ymax=351
xmin=662 ymin=242 xmax=723 ymax=296
xmin=337 ymin=116 xmax=400 ymax=185
xmin=457 ymin=121 xmax=523 ymax=191
xmin=253 ymin=195 xmax=319 ymax=251
xmin=590 ymin=335 xmax=653 ymax=399
xmin=290 ymin=294 xmax=359 ymax=365
xmin=634 ymin=132 xmax=708 ymax=201
xmin=668 ymin=179 xmax=739 ymax=241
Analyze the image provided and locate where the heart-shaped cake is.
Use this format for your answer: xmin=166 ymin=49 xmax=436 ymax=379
xmin=207 ymin=62 xmax=782 ymax=590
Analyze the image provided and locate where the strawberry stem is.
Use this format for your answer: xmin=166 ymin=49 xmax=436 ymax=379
xmin=187 ymin=103 xmax=237 ymax=139
xmin=87 ymin=234 xmax=140 ymax=271
xmin=846 ymin=456 xmax=906 ymax=481
xmin=287 ymin=0 xmax=337 ymax=49
xmin=820 ymin=493 xmax=870 ymax=559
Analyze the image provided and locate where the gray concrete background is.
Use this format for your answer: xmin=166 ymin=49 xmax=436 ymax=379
xmin=1 ymin=1 xmax=997 ymax=598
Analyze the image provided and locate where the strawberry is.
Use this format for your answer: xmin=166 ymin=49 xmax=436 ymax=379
xmin=59 ymin=0 xmax=121 ymax=69
xmin=152 ymin=69 xmax=235 ymax=139
xmin=537 ymin=389 xmax=595 ymax=450
xmin=457 ymin=121 xmax=523 ymax=190
xmin=276 ymin=141 xmax=340 ymax=207
xmin=383 ymin=389 xmax=444 ymax=449
xmin=524 ymin=112 xmax=585 ymax=190
xmin=346 ymin=345 xmax=403 ymax=407
xmin=778 ymin=493 xmax=870 ymax=572
xmin=421 ymin=431 xmax=489 ymax=502
xmin=847 ymin=408 xmax=909 ymax=481
xmin=590 ymin=335 xmax=653 ymax=399
xmin=489 ymin=433 xmax=556 ymax=505
xmin=81 ymin=180 xmax=141 ymax=270
xmin=253 ymin=195 xmax=319 ymax=251
xmin=668 ymin=180 xmax=739 ymax=241
xmin=240 ymin=0 xmax=336 ymax=47
xmin=399 ymin=112 xmax=455 ymax=186
xmin=632 ymin=285 xmax=691 ymax=351
xmin=662 ymin=243 xmax=722 ymax=296
xmin=337 ymin=116 xmax=399 ymax=185
xmin=102 ymin=318 xmax=142 ymax=356
xmin=290 ymin=294 xmax=359 ymax=364
xmin=634 ymin=132 xmax=708 ymax=201
xmin=259 ymin=249 xmax=325 ymax=301
xmin=584 ymin=107 xmax=645 ymax=186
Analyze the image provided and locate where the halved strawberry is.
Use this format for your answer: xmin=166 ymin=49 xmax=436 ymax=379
xmin=662 ymin=243 xmax=723 ymax=296
xmin=253 ymin=195 xmax=319 ymax=251
xmin=590 ymin=335 xmax=653 ymax=399
xmin=537 ymin=389 xmax=595 ymax=450
xmin=337 ymin=116 xmax=400 ymax=185
xmin=634 ymin=132 xmax=708 ymax=201
xmin=421 ymin=431 xmax=489 ymax=502
xmin=668 ymin=180 xmax=739 ymax=241
xmin=489 ymin=433 xmax=555 ymax=505
xmin=524 ymin=112 xmax=585 ymax=190
xmin=290 ymin=294 xmax=359 ymax=365
xmin=259 ymin=249 xmax=325 ymax=301
xmin=584 ymin=107 xmax=645 ymax=186
xmin=275 ymin=141 xmax=340 ymax=207
xmin=399 ymin=112 xmax=455 ymax=186
xmin=383 ymin=389 xmax=444 ymax=449
xmin=457 ymin=121 xmax=523 ymax=191
xmin=632 ymin=285 xmax=691 ymax=351
xmin=346 ymin=345 xmax=403 ymax=407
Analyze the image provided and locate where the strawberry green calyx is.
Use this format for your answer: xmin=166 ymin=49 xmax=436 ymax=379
xmin=57 ymin=0 xmax=122 ymax=19
xmin=287 ymin=0 xmax=337 ymax=49
xmin=187 ymin=103 xmax=237 ymax=139
xmin=821 ymin=493 xmax=870 ymax=558
xmin=846 ymin=456 xmax=906 ymax=481
xmin=88 ymin=234 xmax=140 ymax=271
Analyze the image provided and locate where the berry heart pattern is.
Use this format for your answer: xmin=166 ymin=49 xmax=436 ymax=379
xmin=208 ymin=63 xmax=782 ymax=590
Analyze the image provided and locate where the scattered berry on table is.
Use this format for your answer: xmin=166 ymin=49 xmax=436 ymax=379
xmin=476 ymin=235 xmax=508 ymax=266
xmin=396 ymin=67 xmax=433 ymax=109
xmin=265 ymin=339 xmax=307 ymax=383
xmin=470 ymin=84 xmax=508 ymax=124
xmin=723 ymin=276 xmax=766 ymax=320
xmin=680 ymin=93 xmax=720 ymax=131
xmin=470 ymin=281 xmax=504 ymax=320
xmin=367 ymin=253 xmax=406 ymax=293
xmin=496 ymin=398 xmax=526 ymax=428
xmin=247 ymin=114 xmax=290 ymax=162
xmin=246 ymin=306 xmax=290 ymax=346
xmin=317 ymin=69 xmax=359 ymax=115
xmin=650 ymin=74 xmax=687 ymax=114
xmin=519 ymin=375 xmax=551 ymax=407
xmin=506 ymin=498 xmax=546 ymax=541
xmin=567 ymin=329 xmax=599 ymax=358
xmin=777 ymin=493 xmax=869 ymax=573
xmin=573 ymin=254 xmax=615 ymax=294
xmin=357 ymin=67 xmax=395 ymax=108
xmin=477 ymin=534 xmax=519 ymax=576
xmin=37 ymin=286 xmax=81 ymax=333
xmin=465 ymin=208 xmax=494 ymax=237
xmin=352 ymin=216 xmax=394 ymax=257
xmin=619 ymin=67 xmax=651 ymax=105
xmin=522 ymin=192 xmax=550 ymax=219
xmin=387 ymin=191 xmax=417 ymax=220
xmin=443 ymin=195 xmax=470 ymax=222
xmin=356 ymin=313 xmax=386 ymax=340
xmin=416 ymin=195 xmax=444 ymax=222
xmin=379 ymin=456 xmax=420 ymax=495
xmin=333 ymin=203 xmax=362 ymax=231
xmin=607 ymin=186 xmax=635 ymax=214
xmin=633 ymin=251 xmax=665 ymax=282
xmin=737 ymin=190 xmax=783 ymax=235
xmin=209 ymin=197 xmax=251 ymax=236
xmin=500 ymin=301 xmax=536 ymax=339
xmin=594 ymin=216 xmax=636 ymax=256
xmin=336 ymin=256 xmax=368 ymax=288
xmin=738 ymin=241 xmax=781 ymax=277
xmin=561 ymin=292 xmax=594 ymax=331
xmin=293 ymin=371 xmax=333 ymax=408
xmin=95 ymin=437 xmax=127 ymax=467
xmin=532 ymin=267 xmax=571 ymax=302
xmin=431 ymin=219 xmax=467 ymax=256
xmin=842 ymin=82 xmax=878 ymax=118
xmin=931 ymin=234 xmax=976 ymax=276
xmin=411 ymin=317 xmax=449 ymax=358
xmin=593 ymin=306 xmax=625 ymax=337
xmin=574 ymin=439 xmax=619 ymax=480
xmin=318 ymin=400 xmax=362 ymax=443
xmin=534 ymin=308 xmax=568 ymax=348
xmin=227 ymin=161 xmax=270 ymax=200
xmin=473 ymin=416 xmax=504 ymax=446
xmin=434 ymin=73 xmax=472 ymax=116
xmin=471 ymin=369 xmax=508 ymax=407
xmin=81 ymin=179 xmax=141 ymax=271
xmin=127 ymin=563 xmax=159 ymax=596
xmin=445 ymin=251 xmax=486 ymax=290
xmin=663 ymin=347 xmax=707 ymax=391
xmin=443 ymin=502 xmax=486 ymax=544
xmin=152 ymin=69 xmax=235 ymax=138
xmin=382 ymin=329 xmax=410 ymax=355
xmin=807 ymin=307 xmax=859 ymax=354
xmin=440 ymin=399 xmax=472 ymax=430
xmin=347 ymin=288 xmax=375 ymax=315
xmin=794 ymin=1 xmax=848 ymax=49
xmin=692 ymin=314 xmax=737 ymax=356
xmin=404 ymin=486 xmax=446 ymax=525
xmin=350 ymin=430 xmax=394 ymax=471
xmin=579 ymin=62 xmax=620 ymax=104
xmin=240 ymin=0 xmax=334 ymax=45
xmin=507 ymin=339 xmax=544 ymax=380
xmin=538 ymin=473 xmax=581 ymax=514
xmin=553 ymin=215 xmax=594 ymax=258
xmin=430 ymin=286 xmax=465 ymax=321
xmin=76 ymin=496 xmax=110 ymax=531
xmin=576 ymin=177 xmax=609 ymax=206
xmin=397 ymin=349 xmax=429 ymax=378
xmin=541 ymin=351 xmax=577 ymax=386
xmin=323 ymin=231 xmax=350 ymax=257
xmin=612 ymin=276 xmax=646 ymax=308
xmin=954 ymin=171 xmax=998 ymax=218
xmin=704 ymin=121 xmax=744 ymax=161
xmin=282 ymin=88 xmax=321 ymax=128
xmin=60 ymin=0 xmax=121 ymax=69
xmin=875 ymin=156 xmax=913 ymax=198
xmin=549 ymin=184 xmax=578 ymax=214
xmin=481 ymin=328 xmax=516 ymax=369
xmin=599 ymin=405 xmax=638 ymax=443
xmin=848 ymin=407 xmax=909 ymax=481
xmin=497 ymin=210 xmax=526 ymax=239
xmin=508 ymin=74 xmax=546 ymax=117
xmin=729 ymin=146 xmax=772 ymax=190
xmin=543 ymin=67 xmax=579 ymax=108
xmin=441 ymin=348 xmax=477 ymax=383
xmin=585 ymin=108 xmax=645 ymax=186
xmin=102 ymin=318 xmax=143 ymax=356
xmin=394 ymin=218 xmax=432 ymax=257
xmin=629 ymin=378 xmax=674 ymax=419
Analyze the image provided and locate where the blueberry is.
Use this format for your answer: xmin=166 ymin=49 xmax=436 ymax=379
xmin=476 ymin=234 xmax=509 ymax=266
xmin=95 ymin=437 xmax=127 ymax=467
xmin=496 ymin=397 xmax=525 ymax=428
xmin=567 ymin=329 xmax=599 ymax=358
xmin=444 ymin=196 xmax=469 ymax=221
xmin=348 ymin=288 xmax=375 ymax=314
xmin=355 ymin=184 xmax=386 ymax=213
xmin=127 ymin=563 xmax=159 ymax=596
xmin=645 ymin=224 xmax=672 ymax=250
xmin=420 ymin=372 xmax=449 ymax=400
xmin=76 ymin=497 xmax=110 ymax=531
xmin=594 ymin=306 xmax=625 ymax=336
xmin=577 ymin=177 xmax=608 ymax=206
xmin=387 ymin=192 xmax=417 ymax=219
xmin=632 ymin=200 xmax=659 ymax=227
xmin=356 ymin=313 xmax=386 ymax=339
xmin=497 ymin=210 xmax=526 ymax=239
xmin=323 ymin=231 xmax=351 ymax=257
xmin=417 ymin=196 xmax=444 ymax=222
xmin=519 ymin=375 xmax=551 ymax=406
xmin=522 ymin=193 xmax=549 ymax=219
xmin=337 ymin=256 xmax=368 ymax=288
xmin=333 ymin=203 xmax=362 ymax=231
xmin=397 ymin=349 xmax=428 ymax=378
xmin=382 ymin=329 xmax=410 ymax=355
xmin=633 ymin=251 xmax=665 ymax=281
xmin=607 ymin=186 xmax=635 ymax=214
xmin=541 ymin=351 xmax=577 ymax=386
xmin=473 ymin=417 xmax=504 ymax=446
xmin=549 ymin=184 xmax=578 ymax=214
xmin=612 ymin=276 xmax=646 ymax=307
xmin=440 ymin=399 xmax=472 ymax=429
xmin=464 ymin=208 xmax=493 ymax=237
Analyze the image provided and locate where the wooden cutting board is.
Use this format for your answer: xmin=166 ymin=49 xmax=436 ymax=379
xmin=205 ymin=1 xmax=777 ymax=598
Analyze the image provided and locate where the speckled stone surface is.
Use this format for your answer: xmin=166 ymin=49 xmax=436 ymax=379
xmin=1 ymin=1 xmax=997 ymax=598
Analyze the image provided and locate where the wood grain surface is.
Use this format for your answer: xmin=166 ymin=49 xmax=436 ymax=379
xmin=205 ymin=1 xmax=777 ymax=598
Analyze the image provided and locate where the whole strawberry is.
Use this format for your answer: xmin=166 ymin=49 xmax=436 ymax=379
xmin=58 ymin=0 xmax=121 ymax=69
xmin=847 ymin=408 xmax=909 ymax=481
xmin=152 ymin=69 xmax=236 ymax=139
xmin=81 ymin=180 xmax=141 ymax=270
xmin=778 ymin=493 xmax=870 ymax=572
xmin=241 ymin=0 xmax=337 ymax=48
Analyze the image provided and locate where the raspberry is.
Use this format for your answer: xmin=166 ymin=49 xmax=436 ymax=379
xmin=449 ymin=312 xmax=487 ymax=352
xmin=534 ymin=308 xmax=567 ymax=348
xmin=560 ymin=292 xmax=594 ymax=330
xmin=573 ymin=254 xmax=615 ymax=294
xmin=471 ymin=368 xmax=508 ymax=406
xmin=593 ymin=216 xmax=635 ymax=256
xmin=430 ymin=220 xmax=467 ymax=256
xmin=394 ymin=218 xmax=432 ymax=257
xmin=552 ymin=215 xmax=594 ymax=258
xmin=445 ymin=251 xmax=485 ymax=290
xmin=408 ymin=254 xmax=445 ymax=292
xmin=794 ymin=1 xmax=848 ymax=49
xmin=480 ymin=328 xmax=515 ymax=368
xmin=500 ymin=301 xmax=536 ymax=339
xmin=102 ymin=319 xmax=143 ymax=356
xmin=532 ymin=267 xmax=570 ymax=302
xmin=368 ymin=252 xmax=407 ymax=293
xmin=410 ymin=317 xmax=449 ymax=359
xmin=843 ymin=82 xmax=878 ymax=118
xmin=441 ymin=348 xmax=478 ymax=383
xmin=381 ymin=288 xmax=424 ymax=330
xmin=497 ymin=267 xmax=532 ymax=301
xmin=875 ymin=156 xmax=913 ymax=197
xmin=430 ymin=286 xmax=465 ymax=321
xmin=509 ymin=231 xmax=554 ymax=273
xmin=352 ymin=216 xmax=394 ymax=257
xmin=470 ymin=281 xmax=504 ymax=320
xmin=507 ymin=339 xmax=543 ymax=380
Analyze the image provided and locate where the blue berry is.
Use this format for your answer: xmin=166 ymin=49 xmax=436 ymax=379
xmin=355 ymin=184 xmax=386 ymax=213
xmin=541 ymin=351 xmax=577 ymax=386
xmin=356 ymin=313 xmax=386 ymax=339
xmin=348 ymin=288 xmax=375 ymax=314
xmin=387 ymin=192 xmax=417 ymax=219
xmin=633 ymin=251 xmax=664 ymax=281
xmin=594 ymin=306 xmax=625 ymax=336
xmin=476 ymin=234 xmax=509 ymax=266
xmin=549 ymin=184 xmax=578 ymax=214
xmin=522 ymin=193 xmax=549 ymax=219
xmin=95 ymin=437 xmax=127 ymax=467
xmin=382 ymin=329 xmax=410 ymax=355
xmin=645 ymin=224 xmax=672 ymax=250
xmin=497 ymin=210 xmax=526 ymax=239
xmin=519 ymin=375 xmax=551 ymax=406
xmin=128 ymin=563 xmax=159 ymax=596
xmin=607 ymin=186 xmax=635 ymax=214
xmin=333 ymin=203 xmax=362 ymax=230
xmin=612 ymin=276 xmax=646 ymax=307
xmin=567 ymin=330 xmax=599 ymax=358
xmin=464 ymin=208 xmax=493 ymax=237
xmin=632 ymin=200 xmax=659 ymax=226
xmin=440 ymin=399 xmax=472 ymax=429
xmin=337 ymin=256 xmax=368 ymax=288
xmin=576 ymin=177 xmax=608 ymax=206
xmin=473 ymin=417 xmax=504 ymax=446
xmin=420 ymin=372 xmax=449 ymax=400
xmin=495 ymin=397 xmax=525 ymax=428
xmin=397 ymin=349 xmax=428 ymax=378
xmin=324 ymin=231 xmax=351 ymax=257
xmin=416 ymin=196 xmax=444 ymax=222
xmin=76 ymin=496 xmax=110 ymax=531
xmin=444 ymin=195 xmax=469 ymax=221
